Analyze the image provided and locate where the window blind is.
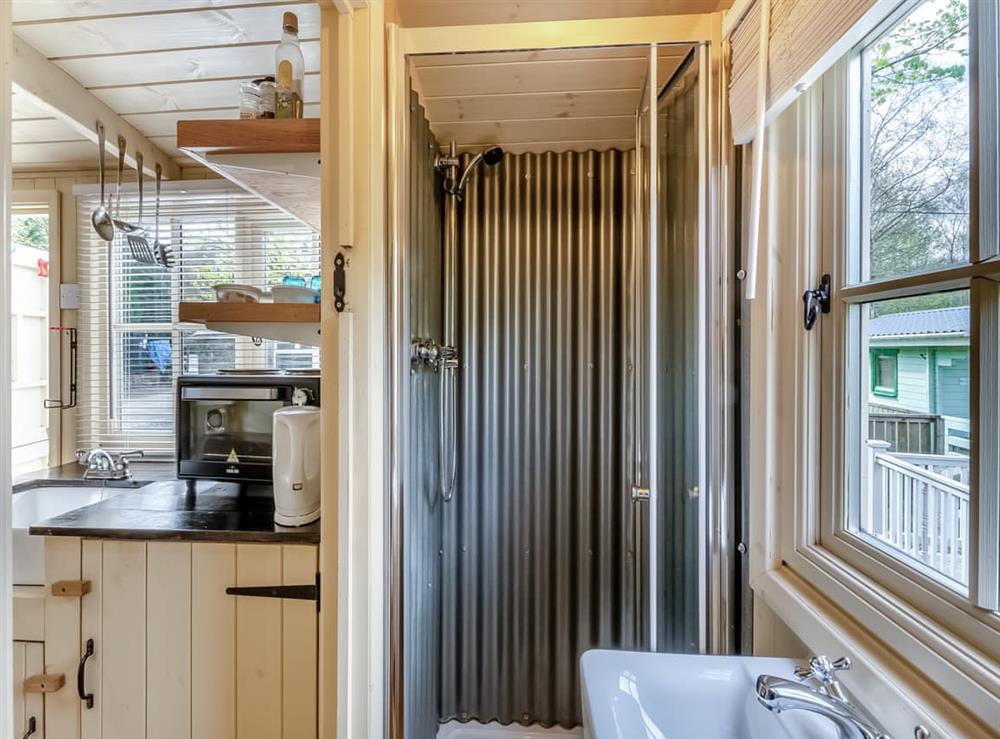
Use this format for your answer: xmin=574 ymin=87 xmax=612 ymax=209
xmin=76 ymin=185 xmax=321 ymax=458
xmin=729 ymin=0 xmax=883 ymax=143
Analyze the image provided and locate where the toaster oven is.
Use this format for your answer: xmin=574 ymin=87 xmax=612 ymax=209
xmin=176 ymin=374 xmax=321 ymax=483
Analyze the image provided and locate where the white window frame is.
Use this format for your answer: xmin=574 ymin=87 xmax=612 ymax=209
xmin=11 ymin=190 xmax=61 ymax=469
xmin=818 ymin=0 xmax=999 ymax=639
xmin=750 ymin=1 xmax=1000 ymax=734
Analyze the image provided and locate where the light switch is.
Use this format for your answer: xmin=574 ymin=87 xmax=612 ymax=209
xmin=60 ymin=283 xmax=80 ymax=310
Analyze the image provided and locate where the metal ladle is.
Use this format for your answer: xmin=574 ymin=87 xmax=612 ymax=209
xmin=90 ymin=121 xmax=114 ymax=242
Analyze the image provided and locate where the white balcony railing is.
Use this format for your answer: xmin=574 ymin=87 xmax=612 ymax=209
xmin=864 ymin=440 xmax=970 ymax=585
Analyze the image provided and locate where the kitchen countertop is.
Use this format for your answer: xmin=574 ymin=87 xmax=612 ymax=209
xmin=14 ymin=461 xmax=178 ymax=489
xmin=21 ymin=467 xmax=320 ymax=544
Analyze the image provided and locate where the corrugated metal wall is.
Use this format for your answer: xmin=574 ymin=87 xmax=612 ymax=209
xmin=405 ymin=91 xmax=445 ymax=739
xmin=655 ymin=75 xmax=703 ymax=653
xmin=439 ymin=149 xmax=639 ymax=729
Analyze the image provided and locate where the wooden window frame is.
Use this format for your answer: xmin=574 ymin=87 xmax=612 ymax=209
xmin=752 ymin=2 xmax=1000 ymax=734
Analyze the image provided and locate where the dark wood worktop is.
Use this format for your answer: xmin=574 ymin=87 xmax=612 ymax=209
xmin=25 ymin=477 xmax=320 ymax=545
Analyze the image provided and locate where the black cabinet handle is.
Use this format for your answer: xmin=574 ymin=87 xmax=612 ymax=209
xmin=77 ymin=638 xmax=94 ymax=709
xmin=22 ymin=716 xmax=36 ymax=739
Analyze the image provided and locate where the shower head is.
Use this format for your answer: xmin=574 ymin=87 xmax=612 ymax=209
xmin=481 ymin=146 xmax=504 ymax=166
xmin=452 ymin=146 xmax=505 ymax=199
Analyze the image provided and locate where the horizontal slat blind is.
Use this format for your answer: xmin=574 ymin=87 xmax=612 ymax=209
xmin=77 ymin=187 xmax=320 ymax=457
xmin=729 ymin=0 xmax=879 ymax=143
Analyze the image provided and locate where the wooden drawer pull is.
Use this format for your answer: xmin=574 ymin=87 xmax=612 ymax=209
xmin=24 ymin=673 xmax=65 ymax=693
xmin=52 ymin=580 xmax=91 ymax=597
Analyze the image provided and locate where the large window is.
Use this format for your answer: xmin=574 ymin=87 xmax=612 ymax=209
xmin=77 ymin=186 xmax=320 ymax=457
xmin=826 ymin=0 xmax=998 ymax=617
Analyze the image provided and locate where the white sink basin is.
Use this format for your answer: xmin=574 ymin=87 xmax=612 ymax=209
xmin=12 ymin=486 xmax=126 ymax=585
xmin=581 ymin=650 xmax=842 ymax=739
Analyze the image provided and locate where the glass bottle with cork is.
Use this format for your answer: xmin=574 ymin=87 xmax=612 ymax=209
xmin=275 ymin=11 xmax=304 ymax=119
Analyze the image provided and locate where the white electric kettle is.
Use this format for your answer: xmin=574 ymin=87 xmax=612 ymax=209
xmin=272 ymin=392 xmax=321 ymax=527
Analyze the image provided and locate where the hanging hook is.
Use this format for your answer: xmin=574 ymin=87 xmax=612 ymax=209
xmin=803 ymin=274 xmax=831 ymax=331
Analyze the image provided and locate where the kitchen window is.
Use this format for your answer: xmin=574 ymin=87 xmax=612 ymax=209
xmin=817 ymin=0 xmax=999 ymax=636
xmin=76 ymin=185 xmax=320 ymax=457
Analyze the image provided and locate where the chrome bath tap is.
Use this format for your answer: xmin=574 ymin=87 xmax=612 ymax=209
xmin=756 ymin=656 xmax=891 ymax=739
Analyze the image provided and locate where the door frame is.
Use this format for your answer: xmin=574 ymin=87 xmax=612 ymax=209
xmin=11 ymin=190 xmax=61 ymax=472
xmin=385 ymin=12 xmax=729 ymax=738
xmin=2 ymin=4 xmax=15 ymax=739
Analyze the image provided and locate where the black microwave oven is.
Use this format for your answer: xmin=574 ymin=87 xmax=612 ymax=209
xmin=176 ymin=374 xmax=321 ymax=483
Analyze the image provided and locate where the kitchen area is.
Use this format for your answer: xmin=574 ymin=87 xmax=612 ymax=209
xmin=8 ymin=4 xmax=329 ymax=737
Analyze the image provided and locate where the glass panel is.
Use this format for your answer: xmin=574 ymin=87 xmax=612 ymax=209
xmin=856 ymin=290 xmax=971 ymax=588
xmin=10 ymin=212 xmax=50 ymax=474
xmin=115 ymin=329 xmax=174 ymax=431
xmin=655 ymin=51 xmax=702 ymax=653
xmin=186 ymin=398 xmax=284 ymax=464
xmin=864 ymin=0 xmax=970 ymax=280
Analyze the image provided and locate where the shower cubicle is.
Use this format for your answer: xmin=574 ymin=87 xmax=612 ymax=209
xmin=389 ymin=27 xmax=734 ymax=739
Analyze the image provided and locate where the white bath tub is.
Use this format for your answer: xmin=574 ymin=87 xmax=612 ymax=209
xmin=11 ymin=486 xmax=126 ymax=585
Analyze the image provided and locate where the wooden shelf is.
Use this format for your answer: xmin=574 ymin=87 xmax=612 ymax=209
xmin=177 ymin=119 xmax=320 ymax=231
xmin=179 ymin=302 xmax=319 ymax=323
xmin=178 ymin=302 xmax=320 ymax=346
xmin=177 ymin=119 xmax=319 ymax=156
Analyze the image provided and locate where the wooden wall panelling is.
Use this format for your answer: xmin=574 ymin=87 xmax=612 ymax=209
xmin=12 ymin=585 xmax=45 ymax=641
xmin=236 ymin=544 xmax=284 ymax=739
xmin=147 ymin=542 xmax=193 ymax=739
xmin=192 ymin=543 xmax=237 ymax=739
xmin=100 ymin=541 xmax=146 ymax=738
xmin=282 ymin=545 xmax=319 ymax=739
xmin=13 ymin=641 xmax=26 ymax=738
xmin=25 ymin=642 xmax=46 ymax=736
xmin=81 ymin=540 xmax=102 ymax=739
xmin=44 ymin=536 xmax=82 ymax=737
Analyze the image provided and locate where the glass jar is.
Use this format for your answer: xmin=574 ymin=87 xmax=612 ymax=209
xmin=256 ymin=76 xmax=275 ymax=119
xmin=238 ymin=81 xmax=261 ymax=120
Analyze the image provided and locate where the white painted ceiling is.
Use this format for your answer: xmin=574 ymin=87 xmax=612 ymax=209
xmin=412 ymin=45 xmax=694 ymax=154
xmin=10 ymin=0 xmax=321 ymax=170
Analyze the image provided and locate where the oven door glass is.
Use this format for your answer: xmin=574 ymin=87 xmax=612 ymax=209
xmin=186 ymin=397 xmax=285 ymax=468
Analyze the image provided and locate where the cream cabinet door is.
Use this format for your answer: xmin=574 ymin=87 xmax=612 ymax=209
xmin=44 ymin=537 xmax=318 ymax=739
xmin=13 ymin=641 xmax=45 ymax=739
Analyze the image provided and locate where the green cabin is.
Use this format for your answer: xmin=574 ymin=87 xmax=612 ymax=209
xmin=868 ymin=306 xmax=970 ymax=455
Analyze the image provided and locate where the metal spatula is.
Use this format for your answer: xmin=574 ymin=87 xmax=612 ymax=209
xmin=125 ymin=151 xmax=158 ymax=265
xmin=152 ymin=164 xmax=174 ymax=268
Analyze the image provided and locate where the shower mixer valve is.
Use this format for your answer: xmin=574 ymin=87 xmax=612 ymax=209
xmin=411 ymin=338 xmax=458 ymax=370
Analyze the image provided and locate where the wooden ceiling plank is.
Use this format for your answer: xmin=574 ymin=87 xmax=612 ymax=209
xmin=12 ymin=118 xmax=86 ymax=144
xmin=11 ymin=0 xmax=307 ymax=25
xmin=410 ymin=44 xmax=688 ymax=68
xmin=431 ymin=116 xmax=635 ymax=146
xmin=417 ymin=56 xmax=649 ymax=97
xmin=453 ymin=139 xmax=636 ymax=154
xmin=92 ymin=74 xmax=320 ymax=116
xmin=56 ymin=41 xmax=320 ymax=90
xmin=396 ymin=0 xmax=722 ymax=28
xmin=423 ymin=89 xmax=640 ymax=123
xmin=12 ymin=36 xmax=181 ymax=178
xmin=11 ymin=140 xmax=100 ymax=167
xmin=14 ymin=4 xmax=320 ymax=58
xmin=123 ymin=105 xmax=322 ymax=137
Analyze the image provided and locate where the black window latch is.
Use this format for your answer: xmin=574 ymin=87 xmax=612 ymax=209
xmin=803 ymin=274 xmax=831 ymax=331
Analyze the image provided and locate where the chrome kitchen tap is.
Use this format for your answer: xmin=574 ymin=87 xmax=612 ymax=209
xmin=78 ymin=448 xmax=144 ymax=481
xmin=756 ymin=656 xmax=891 ymax=739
